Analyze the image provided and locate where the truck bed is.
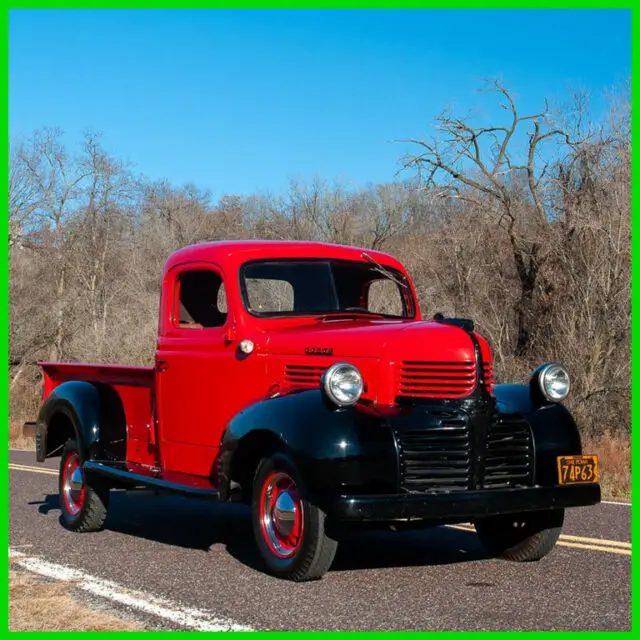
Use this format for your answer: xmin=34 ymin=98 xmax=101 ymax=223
xmin=40 ymin=362 xmax=155 ymax=396
xmin=40 ymin=362 xmax=157 ymax=468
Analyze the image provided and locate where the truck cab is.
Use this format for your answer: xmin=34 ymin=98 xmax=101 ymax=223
xmin=34 ymin=240 xmax=600 ymax=581
xmin=155 ymin=241 xmax=426 ymax=478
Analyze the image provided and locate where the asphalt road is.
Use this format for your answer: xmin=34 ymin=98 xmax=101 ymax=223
xmin=9 ymin=449 xmax=631 ymax=631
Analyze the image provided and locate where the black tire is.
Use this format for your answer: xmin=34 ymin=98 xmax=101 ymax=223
xmin=474 ymin=509 xmax=564 ymax=561
xmin=58 ymin=439 xmax=109 ymax=532
xmin=251 ymin=453 xmax=338 ymax=581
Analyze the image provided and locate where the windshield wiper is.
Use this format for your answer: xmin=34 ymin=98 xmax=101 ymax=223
xmin=360 ymin=252 xmax=409 ymax=289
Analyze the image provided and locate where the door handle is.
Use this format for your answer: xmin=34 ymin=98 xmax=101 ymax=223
xmin=157 ymin=359 xmax=169 ymax=373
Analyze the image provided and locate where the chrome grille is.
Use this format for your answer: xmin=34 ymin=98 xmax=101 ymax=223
xmin=483 ymin=413 xmax=534 ymax=488
xmin=394 ymin=408 xmax=534 ymax=493
xmin=395 ymin=410 xmax=472 ymax=493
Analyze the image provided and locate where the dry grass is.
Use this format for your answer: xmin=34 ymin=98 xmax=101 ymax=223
xmin=9 ymin=421 xmax=35 ymax=451
xmin=9 ymin=568 xmax=145 ymax=631
xmin=583 ymin=431 xmax=631 ymax=500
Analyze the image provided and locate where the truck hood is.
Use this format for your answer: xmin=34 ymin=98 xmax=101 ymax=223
xmin=263 ymin=318 xmax=478 ymax=363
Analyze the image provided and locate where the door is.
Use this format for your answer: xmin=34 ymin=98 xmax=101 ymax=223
xmin=155 ymin=264 xmax=234 ymax=478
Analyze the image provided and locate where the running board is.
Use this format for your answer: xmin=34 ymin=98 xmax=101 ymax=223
xmin=83 ymin=461 xmax=220 ymax=500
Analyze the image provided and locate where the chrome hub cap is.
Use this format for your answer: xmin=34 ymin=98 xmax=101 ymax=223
xmin=259 ymin=471 xmax=303 ymax=558
xmin=62 ymin=453 xmax=85 ymax=515
xmin=273 ymin=491 xmax=297 ymax=538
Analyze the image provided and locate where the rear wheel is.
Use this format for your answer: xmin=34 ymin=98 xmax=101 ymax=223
xmin=59 ymin=439 xmax=109 ymax=532
xmin=252 ymin=453 xmax=338 ymax=581
xmin=474 ymin=509 xmax=564 ymax=561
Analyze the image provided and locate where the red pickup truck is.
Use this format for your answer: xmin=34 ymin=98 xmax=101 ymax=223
xmin=33 ymin=240 xmax=600 ymax=581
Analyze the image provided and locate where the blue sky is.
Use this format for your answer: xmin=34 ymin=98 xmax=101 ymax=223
xmin=9 ymin=9 xmax=631 ymax=199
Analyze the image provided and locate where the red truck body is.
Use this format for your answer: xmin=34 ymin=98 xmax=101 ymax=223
xmin=39 ymin=241 xmax=491 ymax=481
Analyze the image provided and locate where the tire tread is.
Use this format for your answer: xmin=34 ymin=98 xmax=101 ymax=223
xmin=289 ymin=508 xmax=337 ymax=581
xmin=499 ymin=526 xmax=562 ymax=561
xmin=475 ymin=509 xmax=564 ymax=562
xmin=59 ymin=439 xmax=109 ymax=533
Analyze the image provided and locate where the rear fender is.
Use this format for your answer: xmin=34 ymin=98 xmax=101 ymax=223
xmin=36 ymin=381 xmax=126 ymax=462
xmin=494 ymin=384 xmax=582 ymax=485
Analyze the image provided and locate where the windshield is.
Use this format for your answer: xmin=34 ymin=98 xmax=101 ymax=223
xmin=240 ymin=259 xmax=415 ymax=318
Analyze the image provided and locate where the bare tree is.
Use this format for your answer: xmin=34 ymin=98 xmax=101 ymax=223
xmin=13 ymin=129 xmax=92 ymax=360
xmin=8 ymin=83 xmax=631 ymax=450
xmin=400 ymin=80 xmax=580 ymax=356
xmin=9 ymin=143 xmax=41 ymax=247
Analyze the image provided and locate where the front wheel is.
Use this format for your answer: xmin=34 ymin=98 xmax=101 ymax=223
xmin=59 ymin=439 xmax=110 ymax=532
xmin=252 ymin=453 xmax=338 ymax=581
xmin=474 ymin=509 xmax=564 ymax=561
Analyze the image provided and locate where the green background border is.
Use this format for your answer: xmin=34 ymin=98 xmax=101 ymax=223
xmin=2 ymin=2 xmax=634 ymax=635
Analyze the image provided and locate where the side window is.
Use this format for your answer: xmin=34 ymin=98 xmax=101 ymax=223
xmin=245 ymin=278 xmax=294 ymax=313
xmin=176 ymin=270 xmax=227 ymax=329
xmin=367 ymin=279 xmax=405 ymax=316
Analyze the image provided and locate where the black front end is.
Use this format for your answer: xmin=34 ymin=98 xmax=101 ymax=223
xmin=392 ymin=396 xmax=533 ymax=494
xmin=326 ymin=394 xmax=600 ymax=523
xmin=222 ymin=324 xmax=601 ymax=525
xmin=323 ymin=333 xmax=600 ymax=524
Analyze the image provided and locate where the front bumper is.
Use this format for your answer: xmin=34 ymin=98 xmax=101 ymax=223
xmin=327 ymin=483 xmax=601 ymax=523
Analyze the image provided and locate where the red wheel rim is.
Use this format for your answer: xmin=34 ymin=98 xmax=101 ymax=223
xmin=259 ymin=471 xmax=304 ymax=558
xmin=61 ymin=452 xmax=85 ymax=515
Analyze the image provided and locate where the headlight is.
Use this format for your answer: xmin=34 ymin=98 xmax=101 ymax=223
xmin=322 ymin=363 xmax=363 ymax=407
xmin=537 ymin=363 xmax=570 ymax=402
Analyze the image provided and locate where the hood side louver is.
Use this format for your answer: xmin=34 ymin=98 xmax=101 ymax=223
xmin=284 ymin=364 xmax=327 ymax=389
xmin=482 ymin=361 xmax=495 ymax=394
xmin=397 ymin=361 xmax=476 ymax=399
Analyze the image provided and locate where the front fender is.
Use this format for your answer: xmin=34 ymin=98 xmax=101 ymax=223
xmin=494 ymin=384 xmax=582 ymax=485
xmin=37 ymin=381 xmax=102 ymax=461
xmin=220 ymin=390 xmax=397 ymax=501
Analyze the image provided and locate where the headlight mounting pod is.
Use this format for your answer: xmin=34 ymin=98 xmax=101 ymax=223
xmin=531 ymin=362 xmax=570 ymax=404
xmin=322 ymin=362 xmax=364 ymax=408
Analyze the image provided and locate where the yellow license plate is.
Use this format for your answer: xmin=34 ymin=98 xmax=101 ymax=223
xmin=557 ymin=455 xmax=599 ymax=485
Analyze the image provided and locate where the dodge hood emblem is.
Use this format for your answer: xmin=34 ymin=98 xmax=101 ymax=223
xmin=305 ymin=346 xmax=334 ymax=356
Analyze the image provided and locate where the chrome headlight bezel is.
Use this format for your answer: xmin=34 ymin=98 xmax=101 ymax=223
xmin=321 ymin=362 xmax=364 ymax=407
xmin=536 ymin=362 xmax=570 ymax=403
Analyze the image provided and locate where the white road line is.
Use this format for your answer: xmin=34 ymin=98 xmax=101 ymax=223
xmin=9 ymin=549 xmax=255 ymax=631
xmin=601 ymin=500 xmax=631 ymax=506
xmin=9 ymin=463 xmax=58 ymax=476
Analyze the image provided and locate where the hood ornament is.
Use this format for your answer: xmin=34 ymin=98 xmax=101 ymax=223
xmin=433 ymin=312 xmax=475 ymax=333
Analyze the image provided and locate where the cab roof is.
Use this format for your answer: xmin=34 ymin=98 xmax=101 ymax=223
xmin=163 ymin=240 xmax=408 ymax=275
